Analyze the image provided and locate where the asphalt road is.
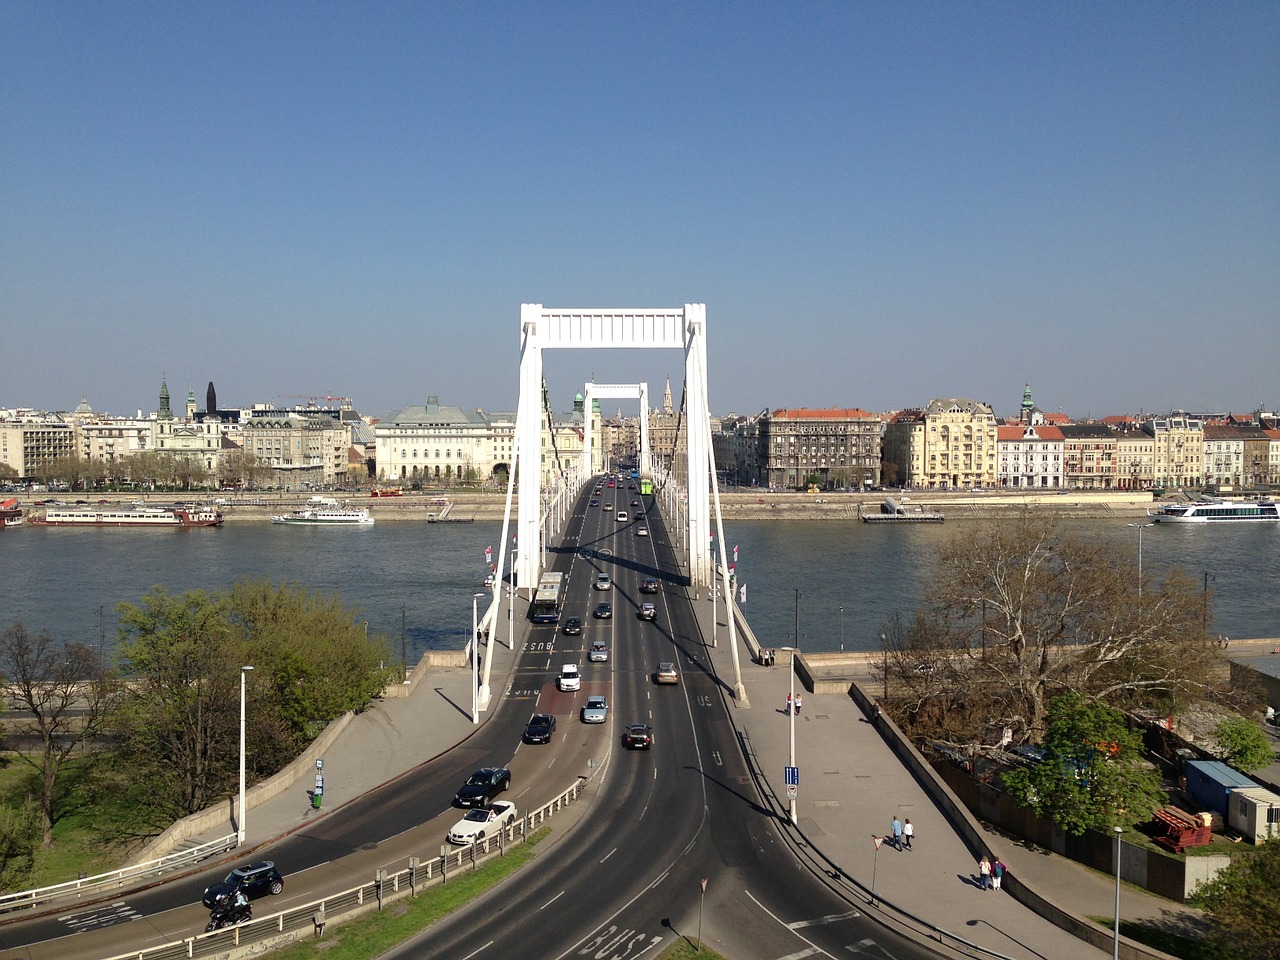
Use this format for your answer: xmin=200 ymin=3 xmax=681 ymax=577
xmin=0 ymin=477 xmax=947 ymax=960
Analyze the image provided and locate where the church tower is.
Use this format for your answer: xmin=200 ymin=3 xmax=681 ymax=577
xmin=158 ymin=378 xmax=173 ymax=420
xmin=1020 ymin=384 xmax=1034 ymax=425
xmin=663 ymin=377 xmax=673 ymax=415
xmin=186 ymin=386 xmax=197 ymax=421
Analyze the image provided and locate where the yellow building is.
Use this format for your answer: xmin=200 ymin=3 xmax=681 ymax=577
xmin=884 ymin=398 xmax=998 ymax=489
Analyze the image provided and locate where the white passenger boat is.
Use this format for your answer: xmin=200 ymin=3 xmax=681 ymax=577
xmin=1147 ymin=499 xmax=1280 ymax=524
xmin=271 ymin=498 xmax=374 ymax=525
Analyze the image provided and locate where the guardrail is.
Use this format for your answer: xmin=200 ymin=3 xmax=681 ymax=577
xmin=0 ymin=833 xmax=238 ymax=915
xmin=97 ymin=777 xmax=591 ymax=960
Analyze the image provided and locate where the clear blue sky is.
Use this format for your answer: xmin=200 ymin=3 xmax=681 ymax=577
xmin=3 ymin=2 xmax=1277 ymax=421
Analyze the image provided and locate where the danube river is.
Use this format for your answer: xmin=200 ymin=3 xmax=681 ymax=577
xmin=3 ymin=516 xmax=1278 ymax=662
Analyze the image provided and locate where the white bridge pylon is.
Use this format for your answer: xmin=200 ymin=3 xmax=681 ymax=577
xmin=487 ymin=303 xmax=745 ymax=703
xmin=582 ymin=383 xmax=649 ymax=479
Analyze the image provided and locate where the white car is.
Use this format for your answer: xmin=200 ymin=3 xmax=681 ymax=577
xmin=447 ymin=801 xmax=518 ymax=844
xmin=558 ymin=664 xmax=581 ymax=691
xmin=581 ymin=695 xmax=608 ymax=723
xmin=594 ymin=573 xmax=612 ymax=591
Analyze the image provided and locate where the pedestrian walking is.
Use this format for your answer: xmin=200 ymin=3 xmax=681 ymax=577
xmin=770 ymin=649 xmax=776 ymax=666
xmin=978 ymin=856 xmax=991 ymax=890
xmin=902 ymin=818 xmax=914 ymax=850
xmin=992 ymin=859 xmax=1005 ymax=891
xmin=785 ymin=692 xmax=792 ymax=715
xmin=794 ymin=695 xmax=803 ymax=715
xmin=891 ymin=817 xmax=903 ymax=851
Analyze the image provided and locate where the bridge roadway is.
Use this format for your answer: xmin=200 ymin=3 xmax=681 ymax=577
xmin=0 ymin=477 xmax=1136 ymax=960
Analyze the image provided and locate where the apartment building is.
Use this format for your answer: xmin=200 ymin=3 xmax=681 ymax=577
xmin=883 ymin=398 xmax=997 ymax=489
xmin=996 ymin=424 xmax=1064 ymax=488
xmin=760 ymin=407 xmax=882 ymax=490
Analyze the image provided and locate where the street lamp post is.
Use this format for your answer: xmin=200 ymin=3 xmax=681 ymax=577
xmin=1128 ymin=522 xmax=1154 ymax=599
xmin=238 ymin=665 xmax=254 ymax=846
xmin=780 ymin=645 xmax=797 ymax=826
xmin=1113 ymin=825 xmax=1123 ymax=959
xmin=839 ymin=606 xmax=844 ymax=653
xmin=471 ymin=593 xmax=485 ymax=725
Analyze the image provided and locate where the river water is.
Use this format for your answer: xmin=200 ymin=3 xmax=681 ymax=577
xmin=3 ymin=517 xmax=1277 ymax=660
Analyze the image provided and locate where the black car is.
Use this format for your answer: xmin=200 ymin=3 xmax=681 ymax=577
xmin=562 ymin=616 xmax=582 ymax=635
xmin=202 ymin=861 xmax=284 ymax=907
xmin=624 ymin=723 xmax=654 ymax=749
xmin=593 ymin=601 xmax=613 ymax=619
xmin=454 ymin=767 xmax=512 ymax=807
xmin=523 ymin=713 xmax=557 ymax=744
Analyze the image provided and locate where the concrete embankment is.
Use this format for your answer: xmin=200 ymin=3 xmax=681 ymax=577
xmin=206 ymin=489 xmax=1155 ymax=523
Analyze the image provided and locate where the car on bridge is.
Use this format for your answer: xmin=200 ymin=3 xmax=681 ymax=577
xmin=558 ymin=664 xmax=582 ymax=691
xmin=636 ymin=525 xmax=648 ymax=537
xmin=581 ymin=695 xmax=608 ymax=723
xmin=654 ymin=662 xmax=679 ymax=684
xmin=454 ymin=767 xmax=512 ymax=807
xmin=594 ymin=572 xmax=612 ymax=590
xmin=640 ymin=577 xmax=659 ymax=594
xmin=562 ymin=616 xmax=582 ymax=635
xmin=447 ymin=801 xmax=518 ymax=844
xmin=638 ymin=602 xmax=657 ymax=621
xmin=202 ymin=861 xmax=284 ymax=908
xmin=589 ymin=640 xmax=608 ymax=662
xmin=593 ymin=601 xmax=613 ymax=619
xmin=523 ymin=713 xmax=557 ymax=744
xmin=624 ymin=723 xmax=654 ymax=749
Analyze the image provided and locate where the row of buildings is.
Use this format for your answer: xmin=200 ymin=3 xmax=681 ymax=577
xmin=3 ymin=381 xmax=1278 ymax=493
xmin=716 ymin=388 xmax=1280 ymax=491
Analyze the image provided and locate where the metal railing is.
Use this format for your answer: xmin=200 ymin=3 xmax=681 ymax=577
xmin=0 ymin=833 xmax=238 ymax=915
xmin=96 ymin=777 xmax=591 ymax=960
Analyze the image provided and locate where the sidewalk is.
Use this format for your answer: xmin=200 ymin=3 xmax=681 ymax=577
xmin=692 ymin=592 xmax=1205 ymax=960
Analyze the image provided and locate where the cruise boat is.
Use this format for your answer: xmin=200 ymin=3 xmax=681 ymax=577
xmin=32 ymin=503 xmax=224 ymax=527
xmin=1 ymin=497 xmax=21 ymax=528
xmin=271 ymin=498 xmax=374 ymax=525
xmin=1147 ymin=499 xmax=1280 ymax=524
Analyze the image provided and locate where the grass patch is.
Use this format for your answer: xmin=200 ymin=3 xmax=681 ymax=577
xmin=1085 ymin=916 xmax=1222 ymax=960
xmin=263 ymin=828 xmax=551 ymax=960
xmin=655 ymin=941 xmax=728 ymax=960
xmin=0 ymin=753 xmax=167 ymax=887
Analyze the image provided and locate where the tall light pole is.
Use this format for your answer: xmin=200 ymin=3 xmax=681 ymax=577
xmin=1113 ymin=825 xmax=1123 ymax=959
xmin=780 ymin=645 xmax=797 ymax=825
xmin=1128 ymin=522 xmax=1154 ymax=598
xmin=238 ymin=665 xmax=254 ymax=845
xmin=471 ymin=593 xmax=485 ymax=725
xmin=401 ymin=604 xmax=407 ymax=681
xmin=839 ymin=606 xmax=845 ymax=653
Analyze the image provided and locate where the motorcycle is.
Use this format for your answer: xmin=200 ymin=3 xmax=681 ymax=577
xmin=205 ymin=892 xmax=252 ymax=932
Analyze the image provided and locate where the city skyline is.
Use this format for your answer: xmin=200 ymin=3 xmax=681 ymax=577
xmin=3 ymin=3 xmax=1277 ymax=419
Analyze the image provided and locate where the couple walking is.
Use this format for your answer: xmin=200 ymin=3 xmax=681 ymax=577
xmin=889 ymin=816 xmax=913 ymax=850
xmin=784 ymin=692 xmax=803 ymax=715
xmin=978 ymin=855 xmax=1005 ymax=890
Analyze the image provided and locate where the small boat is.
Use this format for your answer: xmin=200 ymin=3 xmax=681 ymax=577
xmin=272 ymin=498 xmax=374 ymax=525
xmin=1 ymin=497 xmax=22 ymax=528
xmin=31 ymin=504 xmax=223 ymax=527
xmin=1147 ymin=499 xmax=1280 ymax=524
xmin=860 ymin=498 xmax=944 ymax=523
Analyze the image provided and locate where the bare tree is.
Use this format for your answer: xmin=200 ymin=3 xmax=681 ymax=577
xmin=0 ymin=624 xmax=119 ymax=846
xmin=882 ymin=513 xmax=1226 ymax=747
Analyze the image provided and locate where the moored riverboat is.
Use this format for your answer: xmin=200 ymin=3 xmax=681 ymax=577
xmin=1 ymin=497 xmax=22 ymax=528
xmin=31 ymin=504 xmax=223 ymax=527
xmin=1147 ymin=499 xmax=1280 ymax=524
xmin=271 ymin=499 xmax=374 ymax=525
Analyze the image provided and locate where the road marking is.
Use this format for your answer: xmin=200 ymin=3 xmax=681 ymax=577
xmin=743 ymin=889 xmax=839 ymax=959
xmin=775 ymin=950 xmax=821 ymax=959
xmin=541 ymin=890 xmax=565 ymax=910
xmin=460 ymin=940 xmax=494 ymax=959
xmin=600 ymin=847 xmax=617 ymax=863
xmin=59 ymin=901 xmax=143 ymax=932
xmin=788 ymin=910 xmax=860 ymax=929
xmin=711 ymin=750 xmax=723 ymax=766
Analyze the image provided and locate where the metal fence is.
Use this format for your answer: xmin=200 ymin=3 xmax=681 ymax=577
xmin=0 ymin=833 xmax=238 ymax=915
xmin=97 ymin=777 xmax=590 ymax=960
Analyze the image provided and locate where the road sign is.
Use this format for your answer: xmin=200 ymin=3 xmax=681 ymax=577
xmin=785 ymin=765 xmax=798 ymax=797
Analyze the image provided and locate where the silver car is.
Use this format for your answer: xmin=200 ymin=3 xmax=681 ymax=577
xmin=581 ymin=695 xmax=608 ymax=723
xmin=589 ymin=640 xmax=608 ymax=662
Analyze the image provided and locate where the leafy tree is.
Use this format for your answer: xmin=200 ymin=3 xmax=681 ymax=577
xmin=114 ymin=588 xmax=242 ymax=819
xmin=1193 ymin=840 xmax=1280 ymax=960
xmin=1213 ymin=715 xmax=1276 ymax=772
xmin=0 ymin=624 xmax=119 ymax=845
xmin=881 ymin=514 xmax=1226 ymax=746
xmin=1001 ymin=692 xmax=1165 ymax=836
xmin=0 ymin=463 xmax=18 ymax=482
xmin=0 ymin=798 xmax=42 ymax=889
xmin=228 ymin=579 xmax=394 ymax=751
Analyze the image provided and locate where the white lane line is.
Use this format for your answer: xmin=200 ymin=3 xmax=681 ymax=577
xmin=788 ymin=910 xmax=860 ymax=929
xmin=743 ymin=889 xmax=839 ymax=960
xmin=540 ymin=890 xmax=565 ymax=910
xmin=600 ymin=847 xmax=617 ymax=863
xmin=460 ymin=940 xmax=494 ymax=959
